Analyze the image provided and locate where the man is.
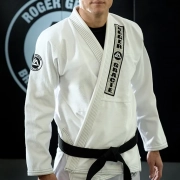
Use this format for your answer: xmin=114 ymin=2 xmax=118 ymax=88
xmin=24 ymin=0 xmax=168 ymax=180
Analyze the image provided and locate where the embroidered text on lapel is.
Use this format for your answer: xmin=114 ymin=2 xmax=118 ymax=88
xmin=104 ymin=25 xmax=124 ymax=96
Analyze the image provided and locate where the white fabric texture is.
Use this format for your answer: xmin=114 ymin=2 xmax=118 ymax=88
xmin=25 ymin=6 xmax=168 ymax=179
xmin=53 ymin=154 xmax=140 ymax=180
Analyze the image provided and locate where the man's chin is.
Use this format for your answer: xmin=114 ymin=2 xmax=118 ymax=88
xmin=91 ymin=9 xmax=106 ymax=16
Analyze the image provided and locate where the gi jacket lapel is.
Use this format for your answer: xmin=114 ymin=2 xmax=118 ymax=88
xmin=69 ymin=7 xmax=103 ymax=63
xmin=65 ymin=8 xmax=125 ymax=172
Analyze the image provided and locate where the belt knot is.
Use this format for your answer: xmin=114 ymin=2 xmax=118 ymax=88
xmin=103 ymin=146 xmax=119 ymax=162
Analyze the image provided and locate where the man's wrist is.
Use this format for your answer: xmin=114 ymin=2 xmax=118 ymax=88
xmin=148 ymin=150 xmax=160 ymax=153
xmin=38 ymin=174 xmax=52 ymax=178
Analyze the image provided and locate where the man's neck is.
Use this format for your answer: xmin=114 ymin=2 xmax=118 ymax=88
xmin=77 ymin=7 xmax=108 ymax=28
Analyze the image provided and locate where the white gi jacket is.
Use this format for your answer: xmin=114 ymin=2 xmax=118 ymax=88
xmin=25 ymin=6 xmax=168 ymax=180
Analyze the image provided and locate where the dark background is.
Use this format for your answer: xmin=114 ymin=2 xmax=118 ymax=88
xmin=0 ymin=0 xmax=179 ymax=162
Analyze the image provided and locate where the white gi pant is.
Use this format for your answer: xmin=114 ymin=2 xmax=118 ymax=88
xmin=54 ymin=155 xmax=140 ymax=180
xmin=109 ymin=173 xmax=140 ymax=180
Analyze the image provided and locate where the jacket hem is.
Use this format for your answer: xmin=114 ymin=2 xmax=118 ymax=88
xmin=65 ymin=166 xmax=141 ymax=175
xmin=27 ymin=168 xmax=53 ymax=176
xmin=144 ymin=143 xmax=168 ymax=152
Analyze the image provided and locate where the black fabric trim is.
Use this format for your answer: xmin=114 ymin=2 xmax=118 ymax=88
xmin=104 ymin=25 xmax=124 ymax=96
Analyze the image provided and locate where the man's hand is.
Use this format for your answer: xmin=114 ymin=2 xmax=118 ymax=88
xmin=38 ymin=173 xmax=57 ymax=180
xmin=147 ymin=151 xmax=163 ymax=180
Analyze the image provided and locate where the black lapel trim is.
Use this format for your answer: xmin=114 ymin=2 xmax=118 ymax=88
xmin=104 ymin=25 xmax=124 ymax=96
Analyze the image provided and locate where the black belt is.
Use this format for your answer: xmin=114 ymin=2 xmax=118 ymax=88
xmin=58 ymin=132 xmax=137 ymax=180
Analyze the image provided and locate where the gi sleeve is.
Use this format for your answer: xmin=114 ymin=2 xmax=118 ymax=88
xmin=24 ymin=30 xmax=59 ymax=176
xmin=131 ymin=42 xmax=168 ymax=152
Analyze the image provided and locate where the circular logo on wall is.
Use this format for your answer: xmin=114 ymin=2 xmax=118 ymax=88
xmin=5 ymin=0 xmax=78 ymax=92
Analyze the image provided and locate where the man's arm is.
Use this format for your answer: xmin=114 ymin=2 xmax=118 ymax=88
xmin=131 ymin=44 xmax=168 ymax=151
xmin=131 ymin=42 xmax=168 ymax=179
xmin=25 ymin=30 xmax=59 ymax=176
xmin=131 ymin=43 xmax=168 ymax=152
